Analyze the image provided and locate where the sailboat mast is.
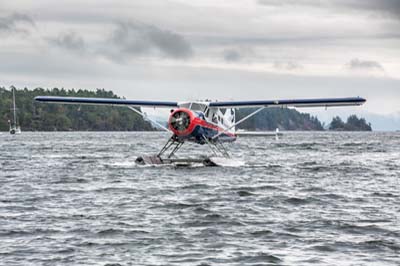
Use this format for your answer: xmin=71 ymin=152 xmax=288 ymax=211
xmin=12 ymin=87 xmax=17 ymax=126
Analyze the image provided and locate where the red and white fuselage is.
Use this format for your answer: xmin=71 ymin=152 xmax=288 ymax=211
xmin=168 ymin=104 xmax=237 ymax=144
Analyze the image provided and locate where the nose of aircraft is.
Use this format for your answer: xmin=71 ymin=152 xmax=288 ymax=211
xmin=169 ymin=109 xmax=194 ymax=136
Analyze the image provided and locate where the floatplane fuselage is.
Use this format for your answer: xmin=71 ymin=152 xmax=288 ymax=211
xmin=168 ymin=105 xmax=237 ymax=145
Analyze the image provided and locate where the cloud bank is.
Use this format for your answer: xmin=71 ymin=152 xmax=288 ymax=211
xmin=346 ymin=58 xmax=385 ymax=72
xmin=0 ymin=12 xmax=34 ymax=34
xmin=258 ymin=0 xmax=400 ymax=19
xmin=109 ymin=21 xmax=193 ymax=60
xmin=48 ymin=31 xmax=86 ymax=53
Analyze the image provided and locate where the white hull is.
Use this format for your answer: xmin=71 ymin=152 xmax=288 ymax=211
xmin=10 ymin=127 xmax=21 ymax=135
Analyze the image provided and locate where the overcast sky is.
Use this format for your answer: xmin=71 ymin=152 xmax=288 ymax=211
xmin=1 ymin=0 xmax=400 ymax=127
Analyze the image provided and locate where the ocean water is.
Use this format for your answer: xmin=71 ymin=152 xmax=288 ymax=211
xmin=0 ymin=131 xmax=399 ymax=266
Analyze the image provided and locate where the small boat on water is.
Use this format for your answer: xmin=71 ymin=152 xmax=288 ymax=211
xmin=236 ymin=128 xmax=283 ymax=139
xmin=9 ymin=87 xmax=21 ymax=135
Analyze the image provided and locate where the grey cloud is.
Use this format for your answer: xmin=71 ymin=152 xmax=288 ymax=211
xmin=222 ymin=47 xmax=257 ymax=62
xmin=273 ymin=61 xmax=303 ymax=70
xmin=109 ymin=21 xmax=193 ymax=60
xmin=48 ymin=31 xmax=86 ymax=53
xmin=340 ymin=0 xmax=400 ymax=18
xmin=346 ymin=58 xmax=384 ymax=71
xmin=0 ymin=13 xmax=35 ymax=33
xmin=223 ymin=49 xmax=242 ymax=62
xmin=258 ymin=0 xmax=318 ymax=7
xmin=258 ymin=0 xmax=400 ymax=19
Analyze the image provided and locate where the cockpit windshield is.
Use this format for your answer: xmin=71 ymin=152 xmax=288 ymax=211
xmin=179 ymin=102 xmax=208 ymax=112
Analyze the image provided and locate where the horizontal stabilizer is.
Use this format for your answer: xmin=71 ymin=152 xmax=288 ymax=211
xmin=35 ymin=96 xmax=179 ymax=108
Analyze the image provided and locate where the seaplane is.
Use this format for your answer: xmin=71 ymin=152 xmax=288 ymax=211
xmin=35 ymin=95 xmax=366 ymax=166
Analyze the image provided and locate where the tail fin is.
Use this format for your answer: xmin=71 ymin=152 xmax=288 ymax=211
xmin=224 ymin=108 xmax=236 ymax=133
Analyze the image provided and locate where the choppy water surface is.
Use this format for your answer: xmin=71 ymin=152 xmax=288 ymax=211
xmin=0 ymin=132 xmax=399 ymax=266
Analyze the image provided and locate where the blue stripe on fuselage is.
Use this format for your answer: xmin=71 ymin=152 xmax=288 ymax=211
xmin=177 ymin=125 xmax=236 ymax=144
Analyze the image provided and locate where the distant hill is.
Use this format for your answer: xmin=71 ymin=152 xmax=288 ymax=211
xmin=0 ymin=87 xmax=154 ymax=131
xmin=236 ymin=107 xmax=324 ymax=131
xmin=329 ymin=115 xmax=372 ymax=131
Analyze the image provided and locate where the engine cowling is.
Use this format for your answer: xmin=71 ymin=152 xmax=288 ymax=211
xmin=168 ymin=108 xmax=194 ymax=136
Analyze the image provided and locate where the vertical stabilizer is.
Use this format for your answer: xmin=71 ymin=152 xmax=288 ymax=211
xmin=223 ymin=108 xmax=236 ymax=133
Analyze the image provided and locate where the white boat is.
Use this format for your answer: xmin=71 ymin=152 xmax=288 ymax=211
xmin=9 ymin=87 xmax=21 ymax=135
xmin=236 ymin=128 xmax=283 ymax=138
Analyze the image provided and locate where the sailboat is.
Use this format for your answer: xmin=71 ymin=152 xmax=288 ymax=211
xmin=9 ymin=87 xmax=21 ymax=135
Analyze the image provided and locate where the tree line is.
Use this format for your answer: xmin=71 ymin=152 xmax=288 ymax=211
xmin=236 ymin=107 xmax=324 ymax=131
xmin=0 ymin=87 xmax=154 ymax=131
xmin=236 ymin=108 xmax=372 ymax=131
xmin=329 ymin=115 xmax=372 ymax=131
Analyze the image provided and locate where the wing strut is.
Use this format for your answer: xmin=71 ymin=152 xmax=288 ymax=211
xmin=127 ymin=106 xmax=171 ymax=133
xmin=212 ymin=107 xmax=266 ymax=140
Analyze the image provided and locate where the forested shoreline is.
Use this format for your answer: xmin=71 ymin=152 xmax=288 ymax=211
xmin=0 ymin=87 xmax=154 ymax=131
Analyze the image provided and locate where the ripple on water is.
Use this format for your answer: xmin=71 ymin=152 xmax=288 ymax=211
xmin=1 ymin=132 xmax=399 ymax=266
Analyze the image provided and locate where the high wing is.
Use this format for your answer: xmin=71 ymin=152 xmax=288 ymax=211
xmin=34 ymin=96 xmax=179 ymax=108
xmin=209 ymin=97 xmax=366 ymax=108
xmin=35 ymin=95 xmax=367 ymax=138
xmin=35 ymin=96 xmax=366 ymax=108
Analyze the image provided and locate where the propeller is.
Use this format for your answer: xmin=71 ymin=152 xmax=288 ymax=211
xmin=170 ymin=111 xmax=191 ymax=132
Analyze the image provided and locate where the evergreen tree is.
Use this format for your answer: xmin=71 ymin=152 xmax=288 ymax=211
xmin=329 ymin=115 xmax=372 ymax=131
xmin=329 ymin=116 xmax=346 ymax=131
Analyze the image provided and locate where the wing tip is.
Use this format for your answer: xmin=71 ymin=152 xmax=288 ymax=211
xmin=356 ymin=97 xmax=367 ymax=104
xmin=34 ymin=96 xmax=46 ymax=101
